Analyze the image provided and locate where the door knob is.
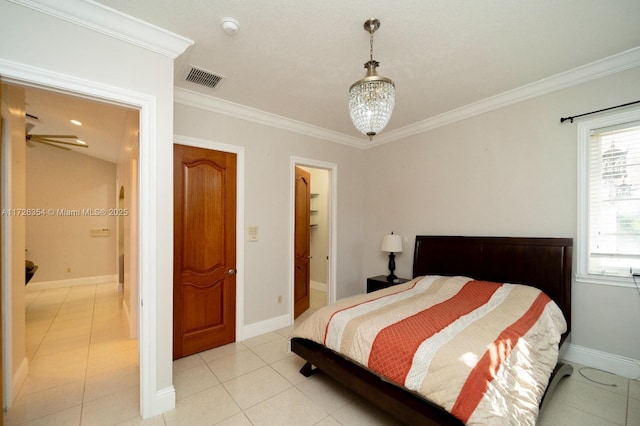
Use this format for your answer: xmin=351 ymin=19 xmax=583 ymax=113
xmin=228 ymin=269 xmax=236 ymax=275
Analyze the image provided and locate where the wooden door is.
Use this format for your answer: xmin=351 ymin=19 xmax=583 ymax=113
xmin=294 ymin=167 xmax=311 ymax=318
xmin=173 ymin=144 xmax=236 ymax=359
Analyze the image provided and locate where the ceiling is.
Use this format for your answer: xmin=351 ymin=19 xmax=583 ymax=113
xmin=22 ymin=86 xmax=136 ymax=164
xmin=95 ymin=0 xmax=640 ymax=140
xmin=19 ymin=1 xmax=640 ymax=159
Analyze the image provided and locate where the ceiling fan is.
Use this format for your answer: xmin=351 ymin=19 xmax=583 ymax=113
xmin=25 ymin=114 xmax=89 ymax=150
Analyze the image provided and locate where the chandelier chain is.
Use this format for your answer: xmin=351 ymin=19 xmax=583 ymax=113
xmin=369 ymin=30 xmax=374 ymax=62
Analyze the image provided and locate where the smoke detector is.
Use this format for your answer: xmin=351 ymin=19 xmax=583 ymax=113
xmin=221 ymin=17 xmax=240 ymax=36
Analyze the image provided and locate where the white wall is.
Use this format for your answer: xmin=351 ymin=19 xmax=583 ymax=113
xmin=363 ymin=66 xmax=640 ymax=364
xmin=0 ymin=1 xmax=184 ymax=416
xmin=25 ymin=145 xmax=117 ymax=283
xmin=116 ymin=110 xmax=140 ymax=339
xmin=174 ymin=102 xmax=366 ymax=326
xmin=1 ymin=83 xmax=27 ymax=406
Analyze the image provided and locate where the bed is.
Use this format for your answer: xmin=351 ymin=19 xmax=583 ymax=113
xmin=290 ymin=236 xmax=573 ymax=425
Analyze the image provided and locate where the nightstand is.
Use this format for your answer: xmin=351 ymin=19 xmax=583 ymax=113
xmin=366 ymin=275 xmax=410 ymax=293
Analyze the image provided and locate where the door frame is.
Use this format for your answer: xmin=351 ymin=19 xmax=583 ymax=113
xmin=174 ymin=135 xmax=245 ymax=342
xmin=290 ymin=157 xmax=337 ymax=321
xmin=0 ymin=60 xmax=156 ymax=415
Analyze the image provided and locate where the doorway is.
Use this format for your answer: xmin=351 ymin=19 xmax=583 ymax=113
xmin=0 ymin=76 xmax=147 ymax=415
xmin=173 ymin=144 xmax=237 ymax=359
xmin=173 ymin=135 xmax=246 ymax=344
xmin=291 ymin=158 xmax=337 ymax=323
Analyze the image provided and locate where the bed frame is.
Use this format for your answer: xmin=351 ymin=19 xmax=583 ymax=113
xmin=291 ymin=235 xmax=573 ymax=425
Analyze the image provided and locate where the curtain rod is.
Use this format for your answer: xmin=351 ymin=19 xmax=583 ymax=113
xmin=560 ymin=100 xmax=640 ymax=123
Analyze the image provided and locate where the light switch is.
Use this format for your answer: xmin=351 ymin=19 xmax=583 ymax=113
xmin=91 ymin=228 xmax=110 ymax=237
xmin=248 ymin=226 xmax=258 ymax=242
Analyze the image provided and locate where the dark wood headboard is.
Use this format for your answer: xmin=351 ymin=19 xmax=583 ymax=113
xmin=412 ymin=236 xmax=573 ymax=334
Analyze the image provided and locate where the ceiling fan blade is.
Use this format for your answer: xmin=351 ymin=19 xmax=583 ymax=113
xmin=30 ymin=134 xmax=78 ymax=139
xmin=29 ymin=136 xmax=89 ymax=148
xmin=29 ymin=139 xmax=71 ymax=151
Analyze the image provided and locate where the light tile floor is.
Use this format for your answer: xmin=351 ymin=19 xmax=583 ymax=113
xmin=7 ymin=285 xmax=639 ymax=425
xmin=6 ymin=282 xmax=139 ymax=426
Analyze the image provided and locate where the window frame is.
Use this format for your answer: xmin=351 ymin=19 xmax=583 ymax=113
xmin=576 ymin=107 xmax=640 ymax=288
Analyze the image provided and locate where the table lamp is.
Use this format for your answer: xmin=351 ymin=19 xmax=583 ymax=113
xmin=381 ymin=232 xmax=403 ymax=282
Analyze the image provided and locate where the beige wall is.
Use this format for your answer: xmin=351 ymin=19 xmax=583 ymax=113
xmin=25 ymin=145 xmax=117 ymax=283
xmin=175 ymin=65 xmax=640 ymax=363
xmin=363 ymin=66 xmax=640 ymax=361
xmin=174 ymin=103 xmax=366 ymax=325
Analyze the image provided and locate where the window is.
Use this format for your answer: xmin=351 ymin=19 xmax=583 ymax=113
xmin=578 ymin=108 xmax=640 ymax=280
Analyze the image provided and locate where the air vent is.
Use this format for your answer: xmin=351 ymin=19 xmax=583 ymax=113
xmin=185 ymin=66 xmax=225 ymax=89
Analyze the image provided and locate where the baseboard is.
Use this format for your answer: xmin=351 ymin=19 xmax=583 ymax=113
xmin=26 ymin=274 xmax=118 ymax=291
xmin=562 ymin=343 xmax=640 ymax=380
xmin=122 ymin=297 xmax=132 ymax=337
xmin=242 ymin=314 xmax=291 ymax=341
xmin=9 ymin=357 xmax=28 ymax=408
xmin=310 ymin=280 xmax=327 ymax=292
xmin=153 ymin=386 xmax=176 ymax=417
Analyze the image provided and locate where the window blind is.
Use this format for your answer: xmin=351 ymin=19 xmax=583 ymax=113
xmin=588 ymin=119 xmax=640 ymax=276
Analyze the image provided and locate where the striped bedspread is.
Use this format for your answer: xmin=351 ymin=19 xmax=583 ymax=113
xmin=291 ymin=275 xmax=567 ymax=425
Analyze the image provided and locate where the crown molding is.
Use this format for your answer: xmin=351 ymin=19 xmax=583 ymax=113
xmin=177 ymin=47 xmax=640 ymax=149
xmin=372 ymin=46 xmax=640 ymax=146
xmin=8 ymin=0 xmax=193 ymax=59
xmin=174 ymin=87 xmax=366 ymax=148
xmin=9 ymin=0 xmax=638 ymax=146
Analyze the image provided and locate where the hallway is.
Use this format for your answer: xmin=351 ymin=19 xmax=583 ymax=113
xmin=5 ymin=282 xmax=138 ymax=425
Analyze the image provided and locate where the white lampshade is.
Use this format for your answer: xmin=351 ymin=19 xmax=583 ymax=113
xmin=380 ymin=234 xmax=403 ymax=253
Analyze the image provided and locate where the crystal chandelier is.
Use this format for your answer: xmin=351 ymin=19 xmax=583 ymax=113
xmin=349 ymin=18 xmax=395 ymax=141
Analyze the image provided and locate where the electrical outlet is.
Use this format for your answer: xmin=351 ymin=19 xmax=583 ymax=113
xmin=277 ymin=295 xmax=282 ymax=303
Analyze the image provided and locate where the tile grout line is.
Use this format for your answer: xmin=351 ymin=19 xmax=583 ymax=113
xmin=223 ymin=340 xmax=330 ymax=424
xmin=18 ymin=286 xmax=84 ymax=425
xmin=78 ymin=284 xmax=98 ymax=426
xmin=10 ymin=284 xmax=140 ymax=426
xmin=15 ymin=287 xmax=72 ymax=413
xmin=27 ymin=286 xmax=72 ymax=363
xmin=560 ymin=365 xmax=630 ymax=426
xmin=183 ymin=344 xmax=300 ymax=425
